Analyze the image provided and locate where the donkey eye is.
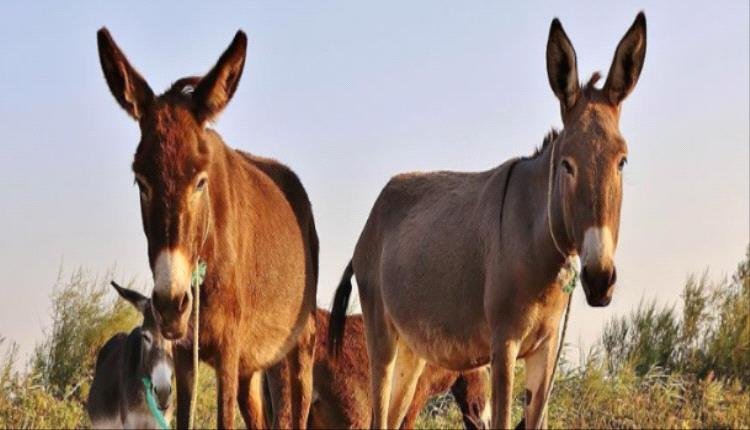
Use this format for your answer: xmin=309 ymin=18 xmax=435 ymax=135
xmin=195 ymin=177 xmax=207 ymax=192
xmin=142 ymin=332 xmax=153 ymax=345
xmin=618 ymin=157 xmax=628 ymax=171
xmin=561 ymin=159 xmax=574 ymax=176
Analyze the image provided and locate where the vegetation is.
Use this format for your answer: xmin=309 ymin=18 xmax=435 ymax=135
xmin=1 ymin=248 xmax=748 ymax=428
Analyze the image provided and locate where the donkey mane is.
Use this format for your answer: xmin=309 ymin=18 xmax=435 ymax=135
xmin=530 ymin=128 xmax=560 ymax=160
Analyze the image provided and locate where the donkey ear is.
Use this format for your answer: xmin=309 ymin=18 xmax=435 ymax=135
xmin=111 ymin=281 xmax=148 ymax=314
xmin=192 ymin=30 xmax=248 ymax=125
xmin=546 ymin=18 xmax=580 ymax=113
xmin=604 ymin=12 xmax=647 ymax=106
xmin=97 ymin=28 xmax=154 ymax=120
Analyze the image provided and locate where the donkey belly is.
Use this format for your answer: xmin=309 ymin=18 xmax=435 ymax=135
xmin=396 ymin=312 xmax=491 ymax=371
xmin=380 ymin=239 xmax=491 ymax=371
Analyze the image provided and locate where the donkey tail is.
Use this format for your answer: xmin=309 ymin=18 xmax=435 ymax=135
xmin=327 ymin=260 xmax=354 ymax=357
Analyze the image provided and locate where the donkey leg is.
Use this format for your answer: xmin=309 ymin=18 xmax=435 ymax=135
xmin=399 ymin=372 xmax=432 ymax=429
xmin=174 ymin=344 xmax=195 ymax=429
xmin=361 ymin=301 xmax=398 ymax=429
xmin=287 ymin=312 xmax=316 ymax=428
xmin=238 ymin=371 xmax=266 ymax=429
xmin=490 ymin=338 xmax=518 ymax=429
xmin=387 ymin=342 xmax=426 ymax=429
xmin=523 ymin=335 xmax=557 ymax=429
xmin=217 ymin=345 xmax=241 ymax=429
xmin=451 ymin=369 xmax=491 ymax=429
xmin=267 ymin=354 xmax=294 ymax=428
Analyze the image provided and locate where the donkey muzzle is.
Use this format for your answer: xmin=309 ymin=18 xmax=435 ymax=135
xmin=151 ymin=249 xmax=193 ymax=339
xmin=152 ymin=291 xmax=191 ymax=339
xmin=581 ymin=265 xmax=616 ymax=307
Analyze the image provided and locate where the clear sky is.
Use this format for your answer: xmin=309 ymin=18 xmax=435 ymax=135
xmin=1 ymin=1 xmax=747 ymax=360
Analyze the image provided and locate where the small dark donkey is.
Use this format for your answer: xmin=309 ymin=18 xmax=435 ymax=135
xmin=88 ymin=282 xmax=174 ymax=429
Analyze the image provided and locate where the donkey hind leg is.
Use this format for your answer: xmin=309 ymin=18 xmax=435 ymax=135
xmin=266 ymin=356 xmax=292 ymax=428
xmin=523 ymin=334 xmax=557 ymax=429
xmin=399 ymin=372 xmax=433 ymax=429
xmin=266 ymin=315 xmax=315 ymax=430
xmin=361 ymin=299 xmax=398 ymax=430
xmin=288 ymin=312 xmax=316 ymax=428
xmin=238 ymin=371 xmax=266 ymax=429
xmin=451 ymin=369 xmax=491 ymax=430
xmin=386 ymin=342 xmax=426 ymax=429
xmin=174 ymin=343 xmax=195 ymax=429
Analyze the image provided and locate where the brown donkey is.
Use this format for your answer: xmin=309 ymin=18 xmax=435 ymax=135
xmin=329 ymin=13 xmax=646 ymax=429
xmin=311 ymin=309 xmax=489 ymax=429
xmin=97 ymin=29 xmax=318 ymax=428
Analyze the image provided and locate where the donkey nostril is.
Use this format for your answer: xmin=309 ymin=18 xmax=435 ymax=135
xmin=177 ymin=292 xmax=190 ymax=313
xmin=609 ymin=267 xmax=617 ymax=286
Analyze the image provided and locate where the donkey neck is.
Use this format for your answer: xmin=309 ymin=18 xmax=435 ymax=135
xmin=505 ymin=140 xmax=571 ymax=286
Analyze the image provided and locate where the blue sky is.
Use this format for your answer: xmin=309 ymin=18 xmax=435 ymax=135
xmin=0 ymin=1 xmax=747 ymax=359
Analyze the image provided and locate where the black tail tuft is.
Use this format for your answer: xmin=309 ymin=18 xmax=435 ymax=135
xmin=327 ymin=260 xmax=354 ymax=358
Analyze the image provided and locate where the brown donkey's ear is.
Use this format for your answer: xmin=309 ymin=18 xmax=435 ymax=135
xmin=604 ymin=12 xmax=647 ymax=106
xmin=192 ymin=30 xmax=248 ymax=124
xmin=111 ymin=281 xmax=148 ymax=314
xmin=97 ymin=28 xmax=154 ymax=120
xmin=546 ymin=18 xmax=580 ymax=114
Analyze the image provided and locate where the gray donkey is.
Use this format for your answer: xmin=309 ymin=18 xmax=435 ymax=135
xmin=87 ymin=282 xmax=174 ymax=429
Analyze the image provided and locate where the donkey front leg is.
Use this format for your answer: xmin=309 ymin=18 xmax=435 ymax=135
xmin=174 ymin=343 xmax=195 ymax=429
xmin=217 ymin=343 xmax=241 ymax=429
xmin=490 ymin=338 xmax=518 ymax=429
xmin=523 ymin=333 xmax=558 ymax=429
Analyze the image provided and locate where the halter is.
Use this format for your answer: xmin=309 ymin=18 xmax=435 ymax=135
xmin=142 ymin=377 xmax=170 ymax=430
xmin=187 ymin=187 xmax=212 ymax=429
xmin=535 ymin=134 xmax=578 ymax=429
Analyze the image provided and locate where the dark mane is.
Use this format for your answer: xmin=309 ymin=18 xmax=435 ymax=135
xmin=529 ymin=128 xmax=560 ymax=160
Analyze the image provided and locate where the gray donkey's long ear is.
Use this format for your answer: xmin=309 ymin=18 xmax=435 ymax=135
xmin=546 ymin=17 xmax=580 ymax=114
xmin=604 ymin=12 xmax=647 ymax=106
xmin=111 ymin=281 xmax=148 ymax=314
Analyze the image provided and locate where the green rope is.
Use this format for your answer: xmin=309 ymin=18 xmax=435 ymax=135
xmin=142 ymin=377 xmax=170 ymax=430
xmin=192 ymin=260 xmax=207 ymax=288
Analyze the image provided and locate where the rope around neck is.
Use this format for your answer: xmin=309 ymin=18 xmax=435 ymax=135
xmin=536 ymin=136 xmax=578 ymax=429
xmin=188 ymin=189 xmax=211 ymax=429
xmin=142 ymin=377 xmax=170 ymax=430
